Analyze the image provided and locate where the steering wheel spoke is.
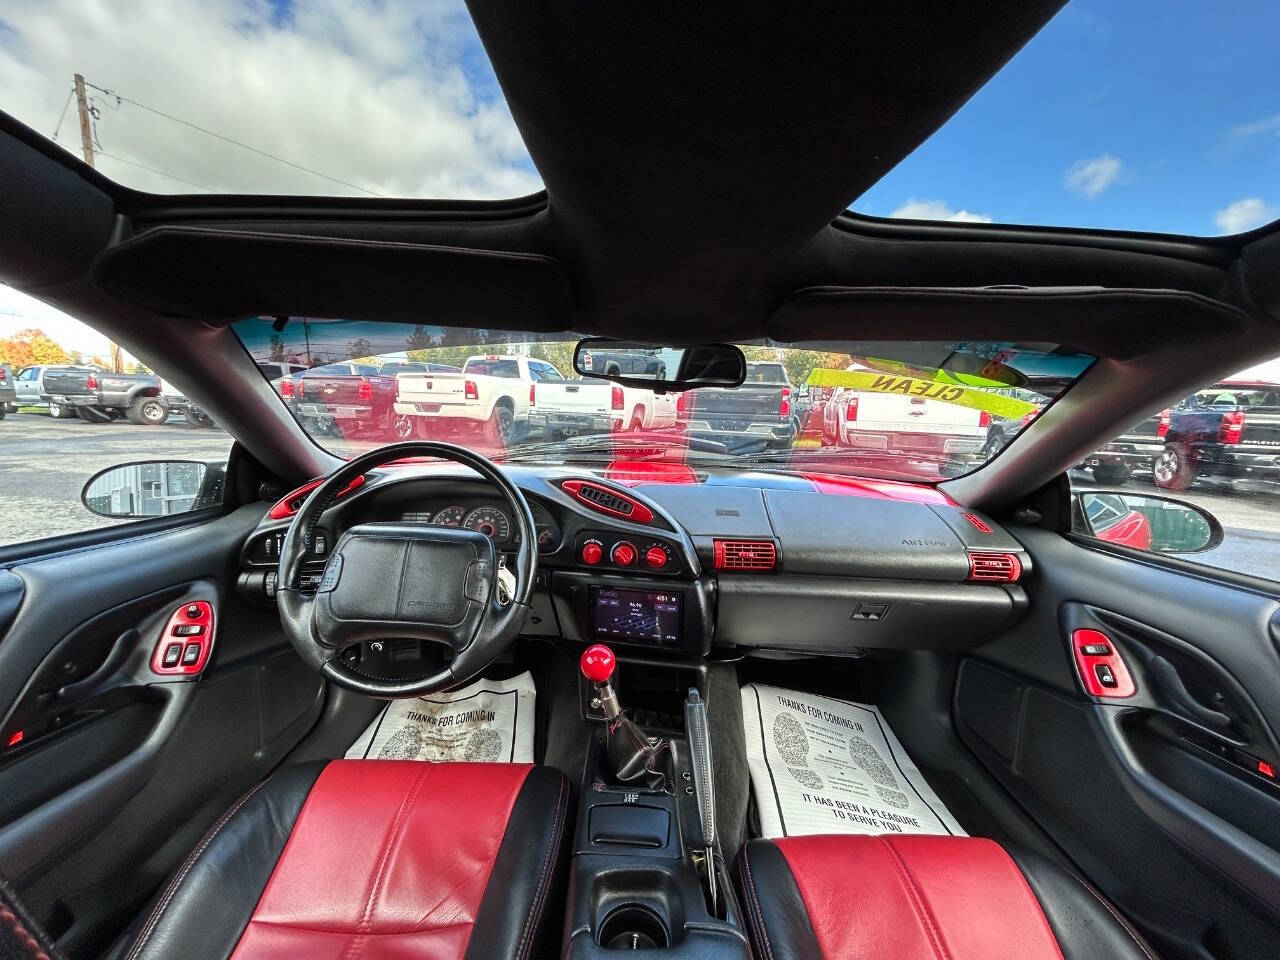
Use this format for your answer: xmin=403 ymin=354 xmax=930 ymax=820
xmin=276 ymin=442 xmax=537 ymax=698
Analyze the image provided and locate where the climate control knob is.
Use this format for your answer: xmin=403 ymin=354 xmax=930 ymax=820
xmin=611 ymin=541 xmax=637 ymax=566
xmin=645 ymin=545 xmax=669 ymax=569
xmin=581 ymin=540 xmax=604 ymax=565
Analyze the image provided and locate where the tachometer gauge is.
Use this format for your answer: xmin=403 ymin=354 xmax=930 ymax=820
xmin=432 ymin=505 xmax=467 ymax=527
xmin=464 ymin=505 xmax=511 ymax=540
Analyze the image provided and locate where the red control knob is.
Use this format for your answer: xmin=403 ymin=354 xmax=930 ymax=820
xmin=581 ymin=541 xmax=604 ymax=565
xmin=645 ymin=546 xmax=668 ymax=569
xmin=580 ymin=644 xmax=616 ymax=684
xmin=611 ymin=541 xmax=637 ymax=566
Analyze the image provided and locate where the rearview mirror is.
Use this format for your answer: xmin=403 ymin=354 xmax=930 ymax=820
xmin=1075 ymin=491 xmax=1223 ymax=555
xmin=573 ymin=339 xmax=746 ymax=391
xmin=82 ymin=460 xmax=224 ymax=519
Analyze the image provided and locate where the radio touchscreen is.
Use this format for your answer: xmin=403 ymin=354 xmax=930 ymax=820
xmin=591 ymin=587 xmax=683 ymax=646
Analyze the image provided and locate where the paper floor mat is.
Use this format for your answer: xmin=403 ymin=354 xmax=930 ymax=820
xmin=742 ymin=683 xmax=965 ymax=839
xmin=347 ymin=672 xmax=535 ymax=763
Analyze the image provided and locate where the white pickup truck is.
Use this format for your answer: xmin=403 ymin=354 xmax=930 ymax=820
xmin=394 ymin=354 xmax=561 ymax=442
xmin=821 ymin=364 xmax=988 ymax=466
xmin=529 ymin=377 xmax=678 ymax=436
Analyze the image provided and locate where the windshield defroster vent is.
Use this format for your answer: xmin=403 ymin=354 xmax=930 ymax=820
xmin=713 ymin=540 xmax=777 ymax=572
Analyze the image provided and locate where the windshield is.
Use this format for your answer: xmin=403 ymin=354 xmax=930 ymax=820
xmin=232 ymin=318 xmax=1093 ymax=483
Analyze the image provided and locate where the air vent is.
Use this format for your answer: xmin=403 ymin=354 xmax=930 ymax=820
xmin=713 ymin=539 xmax=777 ymax=572
xmin=561 ymin=479 xmax=654 ymax=524
xmin=968 ymin=552 xmax=1022 ymax=583
xmin=961 ymin=512 xmax=992 ymax=534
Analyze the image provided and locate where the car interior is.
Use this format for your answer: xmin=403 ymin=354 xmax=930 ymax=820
xmin=3 ymin=2 xmax=1280 ymax=959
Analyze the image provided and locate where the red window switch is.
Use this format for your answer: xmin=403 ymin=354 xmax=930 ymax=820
xmin=1072 ymin=628 xmax=1136 ymax=699
xmin=152 ymin=601 xmax=215 ymax=676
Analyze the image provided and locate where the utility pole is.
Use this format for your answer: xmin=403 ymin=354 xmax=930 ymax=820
xmin=73 ymin=74 xmax=94 ymax=167
xmin=73 ymin=73 xmax=123 ymax=373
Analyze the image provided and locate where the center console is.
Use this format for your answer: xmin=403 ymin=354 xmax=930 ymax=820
xmin=549 ymin=571 xmax=715 ymax=658
xmin=564 ymin=645 xmax=750 ymax=958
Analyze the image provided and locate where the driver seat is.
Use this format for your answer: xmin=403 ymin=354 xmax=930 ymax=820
xmin=115 ymin=760 xmax=570 ymax=960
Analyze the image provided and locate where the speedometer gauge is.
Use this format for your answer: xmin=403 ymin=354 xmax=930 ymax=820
xmin=464 ymin=505 xmax=511 ymax=541
xmin=432 ymin=506 xmax=467 ymax=527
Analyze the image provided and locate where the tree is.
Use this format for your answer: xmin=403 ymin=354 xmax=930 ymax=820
xmin=0 ymin=328 xmax=70 ymax=368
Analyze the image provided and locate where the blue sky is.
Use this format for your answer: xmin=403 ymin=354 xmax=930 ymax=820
xmin=854 ymin=1 xmax=1280 ymax=235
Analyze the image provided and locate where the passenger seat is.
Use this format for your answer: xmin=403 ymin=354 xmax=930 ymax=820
xmin=736 ymin=835 xmax=1159 ymax=959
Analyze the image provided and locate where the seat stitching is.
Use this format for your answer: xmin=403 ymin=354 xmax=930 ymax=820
xmin=0 ymin=904 xmax=52 ymax=960
xmin=123 ymin=778 xmax=271 ymax=960
xmin=735 ymin=855 xmax=770 ymax=960
xmin=740 ymin=848 xmax=776 ymax=960
xmin=1061 ymin=867 xmax=1160 ymax=960
xmin=341 ymin=763 xmax=433 ymax=960
xmin=879 ymin=836 xmax=952 ymax=960
xmin=514 ymin=773 xmax=568 ymax=960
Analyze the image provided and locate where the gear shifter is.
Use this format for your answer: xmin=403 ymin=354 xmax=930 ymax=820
xmin=580 ymin=644 xmax=669 ymax=790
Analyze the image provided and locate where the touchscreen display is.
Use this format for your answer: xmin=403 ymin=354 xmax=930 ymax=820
xmin=591 ymin=587 xmax=682 ymax=645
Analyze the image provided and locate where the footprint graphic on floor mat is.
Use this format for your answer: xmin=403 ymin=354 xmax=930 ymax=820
xmin=788 ymin=767 xmax=824 ymax=790
xmin=848 ymin=735 xmax=909 ymax=809
xmin=464 ymin=728 xmax=504 ymax=762
xmin=773 ymin=713 xmax=810 ymax=765
xmin=378 ymin=724 xmax=423 ymax=760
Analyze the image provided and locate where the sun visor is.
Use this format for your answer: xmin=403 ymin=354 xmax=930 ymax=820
xmin=92 ymin=226 xmax=573 ymax=331
xmin=767 ymin=286 xmax=1249 ymax=360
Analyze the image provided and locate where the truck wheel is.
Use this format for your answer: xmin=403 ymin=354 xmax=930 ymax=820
xmin=392 ymin=413 xmax=423 ymax=440
xmin=3 ymin=402 xmax=16 ymax=414
xmin=1152 ymin=445 xmax=1197 ymax=491
xmin=47 ymin=401 xmax=77 ymax=419
xmin=76 ymin=405 xmax=114 ymax=423
xmin=0 ymin=404 xmax=5 ymax=420
xmin=1091 ymin=463 xmax=1129 ymax=485
xmin=186 ymin=407 xmax=217 ymax=428
xmin=126 ymin=396 xmax=170 ymax=425
xmin=486 ymin=404 xmax=515 ymax=446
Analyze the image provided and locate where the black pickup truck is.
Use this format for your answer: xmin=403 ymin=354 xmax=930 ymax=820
xmin=1153 ymin=381 xmax=1280 ymax=490
xmin=39 ymin=368 xmax=168 ymax=424
xmin=290 ymin=361 xmax=398 ymax=435
xmin=679 ymin=361 xmax=795 ymax=452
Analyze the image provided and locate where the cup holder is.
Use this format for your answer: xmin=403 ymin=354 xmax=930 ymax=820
xmin=598 ymin=904 xmax=670 ymax=950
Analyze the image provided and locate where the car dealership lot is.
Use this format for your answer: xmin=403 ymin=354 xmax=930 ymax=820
xmin=3 ymin=412 xmax=1279 ymax=577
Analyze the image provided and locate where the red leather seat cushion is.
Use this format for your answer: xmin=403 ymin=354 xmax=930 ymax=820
xmin=230 ymin=760 xmax=533 ymax=960
xmin=773 ymin=835 xmax=1066 ymax=960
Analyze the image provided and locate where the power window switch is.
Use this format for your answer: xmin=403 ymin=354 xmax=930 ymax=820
xmin=162 ymin=643 xmax=183 ymax=668
xmin=173 ymin=624 xmax=204 ymax=637
xmin=1081 ymin=642 xmax=1111 ymax=656
xmin=181 ymin=643 xmax=202 ymax=666
xmin=1094 ymin=664 xmax=1118 ymax=688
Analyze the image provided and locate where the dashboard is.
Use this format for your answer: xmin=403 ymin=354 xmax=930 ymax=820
xmin=237 ymin=465 xmax=1032 ymax=660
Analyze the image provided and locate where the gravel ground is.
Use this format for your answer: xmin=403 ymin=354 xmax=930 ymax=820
xmin=3 ymin=410 xmax=1278 ymax=579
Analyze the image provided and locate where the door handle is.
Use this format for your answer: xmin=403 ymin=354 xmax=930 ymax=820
xmin=55 ymin=629 xmax=139 ymax=703
xmin=1150 ymin=656 xmax=1234 ymax=733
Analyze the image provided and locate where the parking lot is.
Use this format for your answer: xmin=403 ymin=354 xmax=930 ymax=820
xmin=2 ymin=410 xmax=1277 ymax=578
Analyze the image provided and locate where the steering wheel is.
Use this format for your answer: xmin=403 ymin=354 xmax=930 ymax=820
xmin=276 ymin=441 xmax=537 ymax=698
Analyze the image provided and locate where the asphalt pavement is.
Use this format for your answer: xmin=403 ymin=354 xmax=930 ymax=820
xmin=3 ymin=410 xmax=1278 ymax=580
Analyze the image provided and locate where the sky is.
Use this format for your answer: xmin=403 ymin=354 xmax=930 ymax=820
xmin=1 ymin=1 xmax=1278 ymax=374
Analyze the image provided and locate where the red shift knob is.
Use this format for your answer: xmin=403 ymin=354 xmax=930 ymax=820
xmin=580 ymin=644 xmax=616 ymax=684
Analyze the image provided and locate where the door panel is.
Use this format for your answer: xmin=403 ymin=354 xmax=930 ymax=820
xmin=956 ymin=528 xmax=1280 ymax=960
xmin=0 ymin=505 xmax=324 ymax=957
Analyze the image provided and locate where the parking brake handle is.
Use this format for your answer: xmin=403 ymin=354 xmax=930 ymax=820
xmin=685 ymin=687 xmax=718 ymax=915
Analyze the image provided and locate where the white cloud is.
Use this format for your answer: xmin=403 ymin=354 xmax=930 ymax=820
xmin=0 ymin=0 xmax=542 ymax=199
xmin=1214 ymin=197 xmax=1279 ymax=234
xmin=1064 ymin=154 xmax=1122 ymax=198
xmin=889 ymin=199 xmax=993 ymax=223
xmin=1229 ymin=114 xmax=1280 ymax=140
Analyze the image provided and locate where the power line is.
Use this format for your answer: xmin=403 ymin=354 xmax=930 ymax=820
xmin=51 ymin=87 xmax=74 ymax=141
xmin=96 ymin=151 xmax=216 ymax=192
xmin=82 ymin=79 xmax=384 ymax=197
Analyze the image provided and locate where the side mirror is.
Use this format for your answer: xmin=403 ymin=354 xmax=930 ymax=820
xmin=82 ymin=460 xmax=224 ymax=519
xmin=1075 ymin=490 xmax=1223 ymax=554
xmin=573 ymin=338 xmax=746 ymax=391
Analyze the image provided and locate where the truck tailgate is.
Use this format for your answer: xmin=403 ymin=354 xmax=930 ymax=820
xmin=298 ymin=375 xmax=367 ymax=404
xmin=855 ymin=393 xmax=983 ymax=435
xmin=1238 ymin=408 xmax=1280 ymax=447
xmin=687 ymin=385 xmax=782 ymax=418
xmin=535 ymin=381 xmax=612 ymax=414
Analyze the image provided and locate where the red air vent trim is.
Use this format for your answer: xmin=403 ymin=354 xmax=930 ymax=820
xmin=561 ymin=479 xmax=654 ymax=524
xmin=268 ymin=475 xmax=366 ymax=520
xmin=968 ymin=551 xmax=1022 ymax=583
xmin=961 ymin=512 xmax=992 ymax=534
xmin=714 ymin=539 xmax=777 ymax=572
